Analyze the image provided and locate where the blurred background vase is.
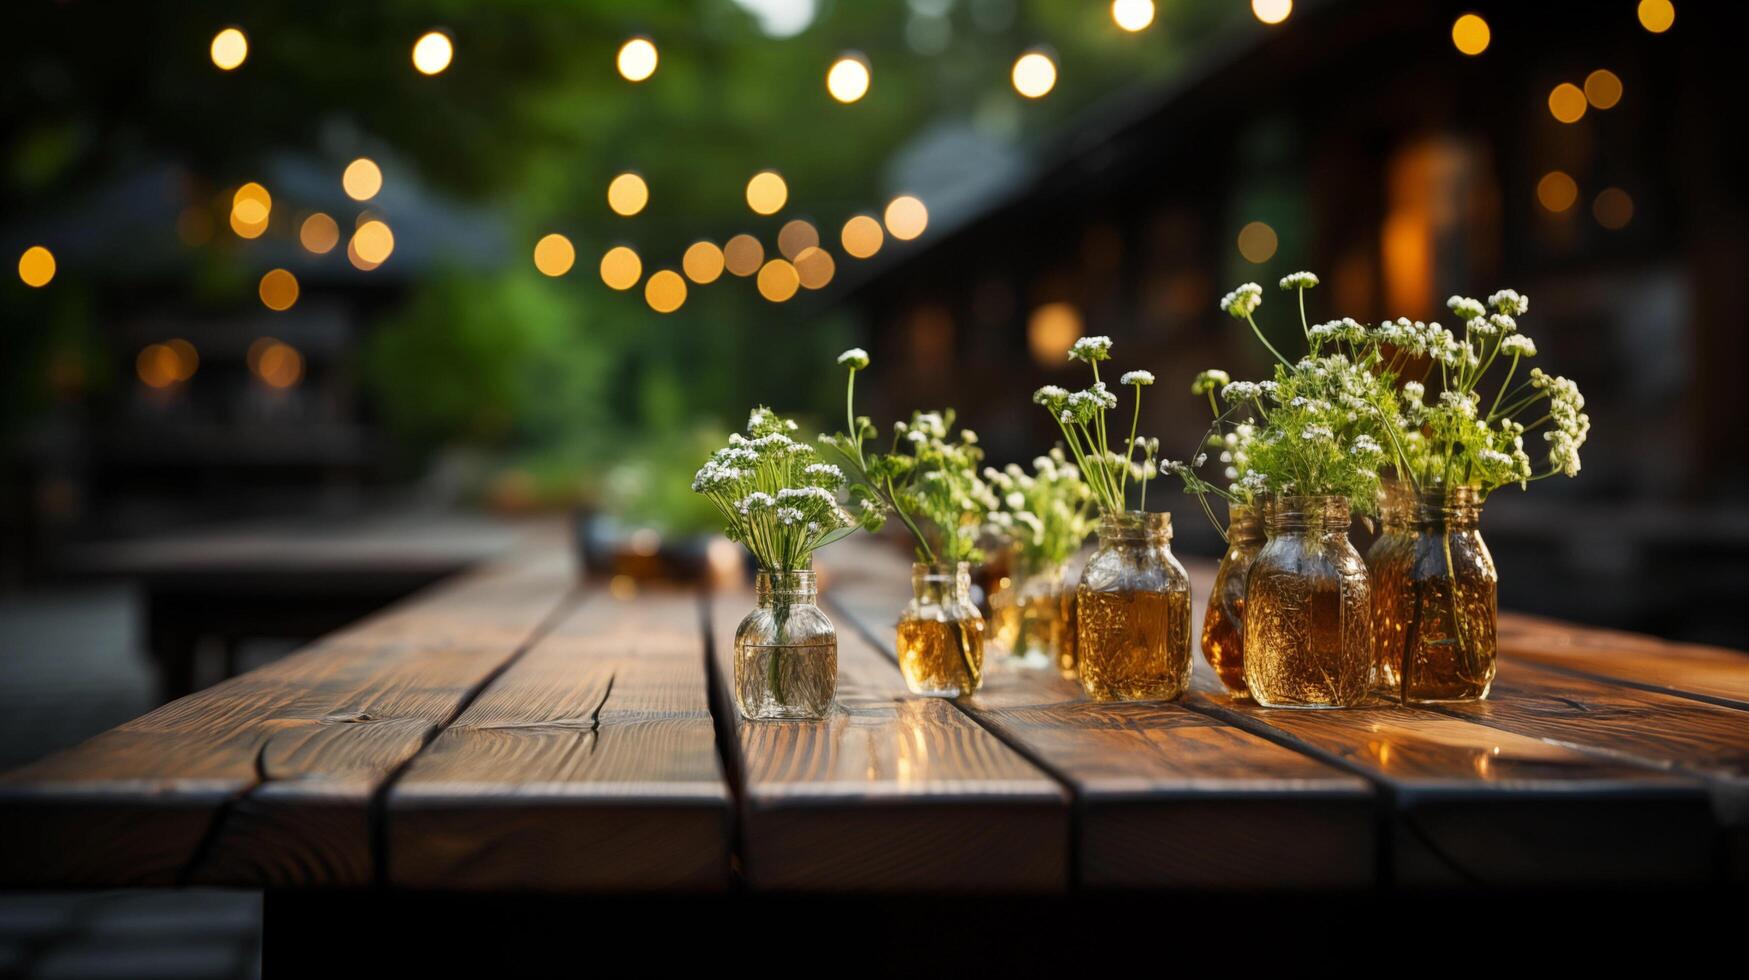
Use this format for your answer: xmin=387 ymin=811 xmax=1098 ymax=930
xmin=1243 ymin=496 xmax=1372 ymax=708
xmin=896 ymin=561 xmax=985 ymax=697
xmin=1371 ymin=485 xmax=1498 ymax=702
xmin=1201 ymin=499 xmax=1266 ymax=699
xmin=733 ymin=568 xmax=837 ymax=720
xmin=1366 ymin=480 xmax=1416 ymax=694
xmin=1075 ymin=512 xmax=1191 ymax=701
xmin=989 ymin=547 xmax=1067 ymax=670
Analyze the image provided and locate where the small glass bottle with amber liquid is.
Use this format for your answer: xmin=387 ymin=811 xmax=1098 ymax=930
xmin=896 ymin=561 xmax=986 ymax=697
xmin=1375 ymin=485 xmax=1498 ymax=702
xmin=1076 ymin=512 xmax=1192 ymax=701
xmin=1365 ymin=480 xmax=1415 ymax=695
xmin=1243 ymin=495 xmax=1372 ymax=709
xmin=1201 ymin=500 xmax=1266 ymax=699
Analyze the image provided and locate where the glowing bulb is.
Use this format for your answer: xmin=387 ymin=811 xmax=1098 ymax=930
xmin=745 ymin=171 xmax=788 ymax=216
xmin=1252 ymin=0 xmax=1293 ymax=25
xmin=1111 ymin=0 xmax=1155 ymax=32
xmin=883 ymin=196 xmax=928 ymax=241
xmin=1593 ymin=187 xmax=1634 ymax=229
xmin=1451 ymin=14 xmax=1490 ymax=55
xmin=351 ymin=220 xmax=395 ymax=265
xmin=258 ymin=269 xmax=299 ymax=311
xmin=644 ymin=270 xmax=687 ymax=313
xmin=533 ymin=233 xmax=576 ymax=277
xmin=412 ymin=32 xmax=453 ymax=75
xmin=18 ymin=246 xmax=55 ymax=288
xmin=255 ymin=341 xmax=304 ymax=389
xmin=683 ymin=241 xmax=725 ymax=284
xmin=795 ymin=247 xmax=836 ymax=290
xmin=1548 ymin=82 xmax=1587 ymax=123
xmin=211 ymin=28 xmax=248 ymax=71
xmin=1011 ymin=51 xmax=1057 ymax=99
xmin=600 ymin=245 xmax=643 ymax=290
xmin=165 ymin=339 xmax=199 ymax=381
xmin=1536 ymin=171 xmax=1578 ymax=213
xmin=230 ymin=182 xmax=271 ymax=238
xmin=299 ymin=213 xmax=339 ymax=254
xmin=1584 ymin=69 xmax=1622 ymax=109
xmin=840 ymin=215 xmax=884 ymax=259
xmin=618 ymin=37 xmax=658 ymax=82
xmin=137 ymin=345 xmax=180 ymax=389
xmin=777 ymin=219 xmax=819 ymax=260
xmin=1237 ymin=221 xmax=1278 ymax=263
xmin=607 ymin=172 xmax=649 ymax=216
xmin=827 ymin=54 xmax=871 ymax=103
xmin=723 ymin=234 xmax=764 ymax=277
xmin=1028 ymin=303 xmax=1084 ymax=367
xmin=342 ymin=158 xmax=382 ymax=201
xmin=1637 ymin=0 xmax=1675 ymax=34
xmin=757 ymin=259 xmax=800 ymax=303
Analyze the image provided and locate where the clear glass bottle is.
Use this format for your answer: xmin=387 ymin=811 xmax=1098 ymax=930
xmin=1201 ymin=500 xmax=1266 ymax=699
xmin=1374 ymin=486 xmax=1498 ymax=703
xmin=733 ymin=568 xmax=837 ymax=720
xmin=1076 ymin=512 xmax=1192 ymax=701
xmin=1243 ymin=496 xmax=1372 ymax=709
xmin=989 ymin=548 xmax=1066 ymax=670
xmin=896 ymin=561 xmax=986 ymax=697
xmin=1365 ymin=480 xmax=1415 ymax=695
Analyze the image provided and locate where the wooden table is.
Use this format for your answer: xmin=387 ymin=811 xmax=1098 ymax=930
xmin=3 ymin=534 xmax=1745 ymax=967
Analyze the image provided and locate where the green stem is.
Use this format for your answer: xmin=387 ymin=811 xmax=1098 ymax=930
xmin=1245 ymin=314 xmax=1292 ymax=368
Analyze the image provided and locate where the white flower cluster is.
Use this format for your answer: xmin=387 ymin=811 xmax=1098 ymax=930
xmin=1447 ymin=295 xmax=1487 ymax=320
xmin=694 ymin=405 xmax=854 ymax=570
xmin=1120 ymin=370 xmax=1155 ymax=386
xmin=1220 ymin=282 xmax=1263 ymax=318
xmin=1067 ymin=335 xmax=1113 ymax=363
xmin=837 ymin=347 xmax=870 ymax=370
xmin=1309 ymin=318 xmax=1366 ymax=345
xmin=982 ymin=448 xmax=1094 ymax=563
xmin=1500 ymin=335 xmax=1537 ymax=358
xmin=1488 ymin=289 xmax=1529 ymax=316
xmin=1279 ymin=271 xmax=1319 ymax=290
xmin=1190 ymin=369 xmax=1230 ymax=396
xmin=1532 ymin=368 xmax=1590 ymax=477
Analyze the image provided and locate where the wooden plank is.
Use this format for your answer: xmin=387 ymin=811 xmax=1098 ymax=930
xmin=1498 ymin=612 xmax=1749 ymax=709
xmin=0 ymin=549 xmax=575 ymax=888
xmin=829 ymin=569 xmax=1375 ymax=890
xmin=387 ymin=588 xmax=732 ymax=892
xmin=706 ymin=588 xmax=1070 ymax=892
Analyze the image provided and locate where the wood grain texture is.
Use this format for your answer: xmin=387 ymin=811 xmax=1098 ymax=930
xmin=1498 ymin=612 xmax=1749 ymax=708
xmin=828 ymin=560 xmax=1376 ymax=890
xmin=0 ymin=549 xmax=575 ymax=888
xmin=707 ymin=588 xmax=1069 ymax=893
xmin=387 ymin=588 xmax=732 ymax=892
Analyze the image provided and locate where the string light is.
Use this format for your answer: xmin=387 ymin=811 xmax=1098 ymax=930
xmin=724 ymin=234 xmax=764 ymax=276
xmin=412 ymin=32 xmax=453 ymax=75
xmin=17 ymin=246 xmax=55 ymax=287
xmin=1548 ymin=82 xmax=1587 ymax=123
xmin=1637 ymin=0 xmax=1675 ymax=34
xmin=795 ymin=247 xmax=835 ymax=290
xmin=746 ymin=171 xmax=788 ymax=216
xmin=683 ymin=241 xmax=725 ymax=284
xmin=618 ymin=37 xmax=658 ymax=82
xmin=1028 ymin=303 xmax=1084 ymax=366
xmin=1252 ymin=0 xmax=1292 ymax=25
xmin=1451 ymin=14 xmax=1490 ymax=55
xmin=1584 ymin=69 xmax=1623 ymax=109
xmin=883 ymin=196 xmax=928 ymax=241
xmin=254 ymin=341 xmax=304 ymax=389
xmin=777 ymin=219 xmax=819 ymax=260
xmin=137 ymin=344 xmax=181 ymax=389
xmin=827 ymin=54 xmax=871 ymax=103
xmin=351 ymin=220 xmax=395 ymax=265
xmin=299 ymin=213 xmax=339 ymax=254
xmin=210 ymin=28 xmax=248 ymax=71
xmin=1011 ymin=50 xmax=1057 ymax=99
xmin=757 ymin=259 xmax=800 ymax=302
xmin=607 ymin=172 xmax=649 ymax=216
xmin=165 ymin=339 xmax=199 ymax=382
xmin=840 ymin=215 xmax=884 ymax=259
xmin=645 ymin=270 xmax=687 ymax=313
xmin=258 ymin=269 xmax=299 ymax=311
xmin=533 ymin=234 xmax=576 ymax=277
xmin=1537 ymin=171 xmax=1578 ymax=212
xmin=1594 ymin=187 xmax=1634 ymax=229
xmin=1237 ymin=221 xmax=1278 ymax=263
xmin=600 ymin=245 xmax=643 ymax=290
xmin=230 ymin=182 xmax=271 ymax=239
xmin=342 ymin=158 xmax=382 ymax=201
xmin=1111 ymin=0 xmax=1155 ymax=33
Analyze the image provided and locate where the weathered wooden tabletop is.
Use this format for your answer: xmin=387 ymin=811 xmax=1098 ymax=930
xmin=3 ymin=535 xmax=1745 ymax=892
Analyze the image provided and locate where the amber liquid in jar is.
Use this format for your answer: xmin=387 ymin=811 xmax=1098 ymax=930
xmin=896 ymin=562 xmax=986 ymax=697
xmin=1373 ymin=486 xmax=1498 ymax=702
xmin=1366 ymin=480 xmax=1415 ymax=695
xmin=1075 ymin=512 xmax=1191 ymax=702
xmin=1201 ymin=501 xmax=1265 ymax=699
xmin=1243 ymin=496 xmax=1372 ymax=709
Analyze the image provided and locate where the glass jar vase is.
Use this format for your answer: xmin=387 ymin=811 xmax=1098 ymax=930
xmin=1201 ymin=500 xmax=1266 ymax=699
xmin=989 ymin=550 xmax=1067 ymax=670
xmin=896 ymin=561 xmax=986 ymax=697
xmin=1076 ymin=512 xmax=1192 ymax=701
xmin=733 ymin=568 xmax=838 ymax=720
xmin=1371 ymin=486 xmax=1498 ymax=703
xmin=1243 ymin=496 xmax=1372 ymax=709
xmin=1365 ymin=480 xmax=1415 ymax=694
xmin=1058 ymin=562 xmax=1081 ymax=679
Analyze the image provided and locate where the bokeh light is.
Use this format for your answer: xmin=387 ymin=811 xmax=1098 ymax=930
xmin=1011 ymin=51 xmax=1057 ymax=99
xmin=600 ymin=245 xmax=643 ymax=290
xmin=137 ymin=344 xmax=181 ymax=389
xmin=253 ymin=340 xmax=304 ymax=389
xmin=1451 ymin=14 xmax=1490 ymax=55
xmin=230 ymin=182 xmax=271 ymax=238
xmin=210 ymin=28 xmax=248 ymax=71
xmin=618 ymin=37 xmax=658 ymax=82
xmin=1548 ymin=83 xmax=1587 ymax=123
xmin=777 ymin=219 xmax=819 ymax=260
xmin=607 ymin=172 xmax=649 ymax=216
xmin=827 ymin=54 xmax=871 ymax=103
xmin=757 ymin=259 xmax=800 ymax=303
xmin=1111 ymin=0 xmax=1155 ymax=33
xmin=18 ymin=246 xmax=56 ymax=288
xmin=258 ymin=269 xmax=300 ymax=311
xmin=1252 ymin=0 xmax=1293 ymax=25
xmin=645 ymin=270 xmax=687 ymax=313
xmin=412 ymin=32 xmax=453 ymax=75
xmin=299 ymin=213 xmax=339 ymax=254
xmin=883 ymin=195 xmax=928 ymax=241
xmin=1594 ymin=187 xmax=1635 ymax=229
xmin=346 ymin=238 xmax=381 ymax=271
xmin=1537 ymin=171 xmax=1579 ymax=212
xmin=746 ymin=171 xmax=788 ymax=215
xmin=165 ymin=339 xmax=199 ymax=382
xmin=794 ymin=247 xmax=836 ymax=290
xmin=342 ymin=158 xmax=383 ymax=201
xmin=1585 ymin=69 xmax=1623 ymax=109
xmin=840 ymin=215 xmax=884 ymax=259
xmin=724 ymin=234 xmax=765 ymax=277
xmin=1028 ymin=303 xmax=1084 ymax=366
xmin=683 ymin=240 xmax=725 ymax=284
xmin=1237 ymin=221 xmax=1278 ymax=263
xmin=533 ymin=233 xmax=576 ymax=277
xmin=1637 ymin=0 xmax=1675 ymax=34
xmin=351 ymin=220 xmax=395 ymax=265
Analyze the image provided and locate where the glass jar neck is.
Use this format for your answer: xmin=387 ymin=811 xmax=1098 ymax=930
xmin=1412 ymin=486 xmax=1481 ymax=531
xmin=1096 ymin=511 xmax=1172 ymax=547
xmin=912 ymin=561 xmax=972 ymax=604
xmin=1265 ymin=495 xmax=1352 ymax=534
xmin=1226 ymin=501 xmax=1265 ymax=546
xmin=755 ymin=568 xmax=817 ymax=606
xmin=1377 ymin=479 xmax=1414 ymax=528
